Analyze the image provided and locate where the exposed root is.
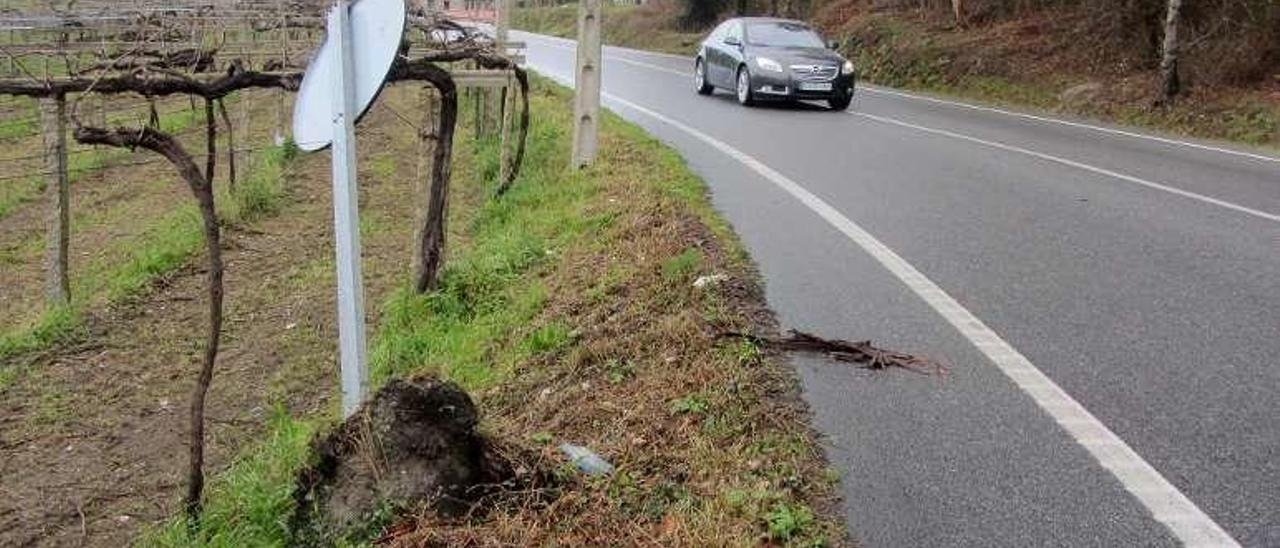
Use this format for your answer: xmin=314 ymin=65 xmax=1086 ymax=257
xmin=723 ymin=329 xmax=947 ymax=376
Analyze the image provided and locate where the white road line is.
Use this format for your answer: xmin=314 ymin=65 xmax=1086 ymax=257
xmin=849 ymin=110 xmax=1280 ymax=223
xmin=599 ymin=91 xmax=1240 ymax=547
xmin=534 ymin=37 xmax=1279 ymax=223
xmin=530 ymin=36 xmax=690 ymax=77
xmin=524 ymin=30 xmax=1280 ymax=164
xmin=860 ymin=86 xmax=1280 ymax=164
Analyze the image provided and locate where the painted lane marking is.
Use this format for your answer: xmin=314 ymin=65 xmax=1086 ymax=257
xmin=859 ymin=86 xmax=1280 ymax=165
xmin=528 ymin=36 xmax=689 ymax=77
xmin=535 ymin=36 xmax=1278 ymax=223
xmin=593 ymin=90 xmax=1240 ymax=547
xmin=523 ymin=29 xmax=1280 ymax=164
xmin=848 ymin=110 xmax=1280 ymax=223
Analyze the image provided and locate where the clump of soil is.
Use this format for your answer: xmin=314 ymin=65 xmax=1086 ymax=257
xmin=289 ymin=376 xmax=543 ymax=543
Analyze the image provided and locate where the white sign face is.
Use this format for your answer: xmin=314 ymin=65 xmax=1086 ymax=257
xmin=292 ymin=0 xmax=406 ymax=152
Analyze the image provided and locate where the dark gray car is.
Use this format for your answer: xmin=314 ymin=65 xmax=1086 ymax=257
xmin=694 ymin=17 xmax=856 ymax=110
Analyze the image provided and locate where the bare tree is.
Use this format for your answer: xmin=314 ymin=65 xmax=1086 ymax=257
xmin=1159 ymin=0 xmax=1183 ymax=103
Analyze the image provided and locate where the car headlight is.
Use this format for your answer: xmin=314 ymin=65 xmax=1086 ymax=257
xmin=755 ymin=57 xmax=783 ymax=73
xmin=842 ymin=60 xmax=855 ymax=74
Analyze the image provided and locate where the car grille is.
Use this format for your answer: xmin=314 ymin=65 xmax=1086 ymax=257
xmin=790 ymin=64 xmax=838 ymax=82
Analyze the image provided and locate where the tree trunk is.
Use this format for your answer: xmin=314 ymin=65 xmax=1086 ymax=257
xmin=40 ymin=94 xmax=70 ymax=306
xmin=413 ymin=87 xmax=441 ymax=289
xmin=415 ymin=70 xmax=460 ymax=293
xmin=951 ymin=0 xmax=964 ymax=26
xmin=204 ymin=99 xmax=217 ymax=184
xmin=72 ymin=126 xmax=223 ymax=525
xmin=1159 ymin=0 xmax=1182 ymax=103
xmin=495 ymin=67 xmax=529 ymax=196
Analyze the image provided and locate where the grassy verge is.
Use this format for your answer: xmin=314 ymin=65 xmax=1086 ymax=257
xmin=139 ymin=78 xmax=841 ymax=546
xmin=0 ymin=141 xmax=295 ymax=382
xmin=513 ymin=5 xmax=704 ymax=56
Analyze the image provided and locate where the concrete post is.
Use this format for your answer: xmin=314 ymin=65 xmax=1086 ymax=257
xmin=571 ymin=0 xmax=601 ymax=168
xmin=39 ymin=94 xmax=70 ymax=306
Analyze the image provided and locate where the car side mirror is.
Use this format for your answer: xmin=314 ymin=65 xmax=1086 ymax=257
xmin=723 ymin=36 xmax=741 ymax=48
xmin=828 ymin=39 xmax=841 ymax=50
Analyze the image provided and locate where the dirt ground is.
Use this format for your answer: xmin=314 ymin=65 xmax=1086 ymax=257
xmin=0 ymin=85 xmax=430 ymax=546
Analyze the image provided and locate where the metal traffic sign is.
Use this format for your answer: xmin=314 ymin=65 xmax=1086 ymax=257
xmin=293 ymin=0 xmax=405 ymax=417
xmin=292 ymin=0 xmax=405 ymax=152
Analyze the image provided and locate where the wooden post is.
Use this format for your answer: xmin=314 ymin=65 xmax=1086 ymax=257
xmin=414 ymin=87 xmax=441 ymax=285
xmin=571 ymin=0 xmax=602 ymax=167
xmin=40 ymin=94 xmax=70 ymax=306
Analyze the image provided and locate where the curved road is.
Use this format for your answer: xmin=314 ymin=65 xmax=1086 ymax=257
xmin=514 ymin=30 xmax=1280 ymax=547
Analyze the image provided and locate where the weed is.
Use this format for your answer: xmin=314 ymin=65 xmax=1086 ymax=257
xmin=669 ymin=393 xmax=709 ymax=415
xmin=530 ymin=431 xmax=553 ymax=444
xmin=230 ymin=143 xmax=292 ymax=221
xmin=661 ymin=247 xmax=703 ymax=283
xmin=605 ymin=359 xmax=634 ymax=384
xmin=732 ymin=338 xmax=762 ymax=366
xmin=765 ymin=502 xmax=816 ymax=543
xmin=523 ymin=321 xmax=573 ymax=354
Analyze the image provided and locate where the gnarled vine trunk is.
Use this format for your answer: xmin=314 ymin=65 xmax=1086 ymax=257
xmin=72 ymin=125 xmax=223 ymax=524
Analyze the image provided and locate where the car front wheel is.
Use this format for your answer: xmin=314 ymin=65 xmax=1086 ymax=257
xmin=694 ymin=59 xmax=713 ymax=95
xmin=736 ymin=67 xmax=755 ymax=106
xmin=828 ymin=92 xmax=852 ymax=111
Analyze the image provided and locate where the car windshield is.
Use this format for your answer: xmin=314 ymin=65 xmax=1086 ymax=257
xmin=745 ymin=22 xmax=824 ymax=48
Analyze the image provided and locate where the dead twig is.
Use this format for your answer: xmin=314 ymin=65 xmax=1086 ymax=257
xmin=722 ymin=330 xmax=946 ymax=376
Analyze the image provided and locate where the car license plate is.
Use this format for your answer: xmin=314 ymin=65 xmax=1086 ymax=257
xmin=799 ymin=82 xmax=833 ymax=92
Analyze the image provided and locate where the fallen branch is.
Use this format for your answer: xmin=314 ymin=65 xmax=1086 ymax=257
xmin=722 ymin=330 xmax=946 ymax=376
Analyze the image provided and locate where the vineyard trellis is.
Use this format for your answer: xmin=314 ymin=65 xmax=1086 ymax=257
xmin=0 ymin=0 xmax=528 ymax=526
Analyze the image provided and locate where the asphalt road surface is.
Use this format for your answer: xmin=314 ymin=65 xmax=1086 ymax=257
xmin=513 ymin=30 xmax=1280 ymax=547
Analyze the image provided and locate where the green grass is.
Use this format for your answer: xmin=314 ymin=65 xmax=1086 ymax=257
xmin=0 ymin=305 xmax=84 ymax=388
xmin=0 ymin=102 xmax=211 ymax=220
xmin=0 ymin=98 xmax=36 ymax=141
xmin=136 ymin=79 xmax=836 ymax=546
xmin=142 ymin=406 xmax=316 ymax=548
xmin=134 ymin=78 xmax=769 ymax=545
xmin=136 ymin=81 xmax=595 ymax=547
xmin=0 ymin=142 xmax=295 ymax=380
xmin=661 ymin=247 xmax=704 ymax=284
xmin=227 ymin=139 xmax=295 ymax=221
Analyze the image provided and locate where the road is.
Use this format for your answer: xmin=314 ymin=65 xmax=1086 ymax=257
xmin=513 ymin=30 xmax=1280 ymax=547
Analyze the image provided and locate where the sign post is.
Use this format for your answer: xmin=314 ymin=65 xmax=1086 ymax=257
xmin=329 ymin=0 xmax=369 ymax=418
xmin=571 ymin=0 xmax=601 ymax=168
